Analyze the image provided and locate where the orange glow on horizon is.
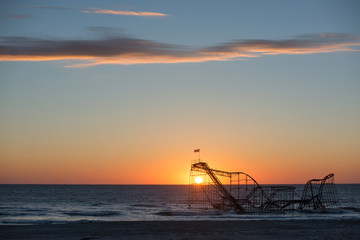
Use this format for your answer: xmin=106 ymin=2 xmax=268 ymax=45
xmin=1 ymin=119 xmax=359 ymax=184
xmin=1 ymin=152 xmax=359 ymax=184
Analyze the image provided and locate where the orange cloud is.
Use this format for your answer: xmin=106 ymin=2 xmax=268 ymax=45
xmin=82 ymin=8 xmax=168 ymax=17
xmin=0 ymin=34 xmax=359 ymax=67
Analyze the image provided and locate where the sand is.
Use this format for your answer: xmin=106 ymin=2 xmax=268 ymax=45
xmin=1 ymin=219 xmax=359 ymax=240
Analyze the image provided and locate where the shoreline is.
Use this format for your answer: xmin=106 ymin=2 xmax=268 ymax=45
xmin=1 ymin=219 xmax=359 ymax=240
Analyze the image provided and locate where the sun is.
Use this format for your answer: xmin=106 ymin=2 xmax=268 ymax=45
xmin=195 ymin=176 xmax=203 ymax=184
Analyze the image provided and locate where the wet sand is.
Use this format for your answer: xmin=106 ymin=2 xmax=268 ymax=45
xmin=1 ymin=219 xmax=359 ymax=240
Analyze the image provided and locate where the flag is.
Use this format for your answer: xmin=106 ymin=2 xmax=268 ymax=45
xmin=194 ymin=149 xmax=200 ymax=153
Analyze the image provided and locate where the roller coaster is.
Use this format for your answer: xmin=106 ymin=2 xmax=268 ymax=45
xmin=188 ymin=160 xmax=338 ymax=212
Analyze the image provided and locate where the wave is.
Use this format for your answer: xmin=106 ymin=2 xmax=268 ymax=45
xmin=63 ymin=210 xmax=121 ymax=217
xmin=0 ymin=219 xmax=94 ymax=225
xmin=341 ymin=207 xmax=360 ymax=212
xmin=131 ymin=204 xmax=161 ymax=208
xmin=155 ymin=211 xmax=173 ymax=216
xmin=91 ymin=203 xmax=104 ymax=207
xmin=155 ymin=210 xmax=223 ymax=217
xmin=0 ymin=212 xmax=30 ymax=217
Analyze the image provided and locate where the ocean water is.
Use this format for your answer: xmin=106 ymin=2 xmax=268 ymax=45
xmin=0 ymin=184 xmax=359 ymax=225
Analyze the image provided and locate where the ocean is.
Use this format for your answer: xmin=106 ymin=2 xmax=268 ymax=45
xmin=0 ymin=184 xmax=359 ymax=225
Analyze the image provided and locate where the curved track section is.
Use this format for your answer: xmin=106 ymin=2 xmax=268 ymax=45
xmin=188 ymin=160 xmax=295 ymax=212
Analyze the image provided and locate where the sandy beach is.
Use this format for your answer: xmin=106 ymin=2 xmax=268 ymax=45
xmin=1 ymin=219 xmax=359 ymax=240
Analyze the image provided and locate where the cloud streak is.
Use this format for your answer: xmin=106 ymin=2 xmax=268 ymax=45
xmin=20 ymin=6 xmax=169 ymax=17
xmin=82 ymin=8 xmax=169 ymax=17
xmin=8 ymin=14 xmax=32 ymax=19
xmin=0 ymin=34 xmax=359 ymax=67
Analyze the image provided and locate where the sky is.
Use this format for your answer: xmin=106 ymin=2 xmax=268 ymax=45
xmin=1 ymin=0 xmax=360 ymax=184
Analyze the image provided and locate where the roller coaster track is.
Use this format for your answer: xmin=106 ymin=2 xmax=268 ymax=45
xmin=189 ymin=160 xmax=338 ymax=212
xmin=299 ymin=173 xmax=338 ymax=210
xmin=192 ymin=162 xmax=244 ymax=212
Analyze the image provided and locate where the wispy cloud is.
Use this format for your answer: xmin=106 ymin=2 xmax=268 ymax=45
xmin=20 ymin=6 xmax=169 ymax=17
xmin=8 ymin=14 xmax=32 ymax=19
xmin=81 ymin=8 xmax=169 ymax=17
xmin=0 ymin=34 xmax=359 ymax=67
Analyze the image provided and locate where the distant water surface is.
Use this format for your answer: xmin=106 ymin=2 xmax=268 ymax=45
xmin=0 ymin=184 xmax=359 ymax=225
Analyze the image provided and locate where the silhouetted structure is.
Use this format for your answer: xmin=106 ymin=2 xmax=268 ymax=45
xmin=188 ymin=160 xmax=338 ymax=212
xmin=299 ymin=173 xmax=339 ymax=210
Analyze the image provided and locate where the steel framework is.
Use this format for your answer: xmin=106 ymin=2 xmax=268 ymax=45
xmin=188 ymin=160 xmax=338 ymax=213
xmin=299 ymin=173 xmax=339 ymax=210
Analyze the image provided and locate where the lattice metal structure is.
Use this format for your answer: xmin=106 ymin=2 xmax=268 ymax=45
xmin=188 ymin=160 xmax=338 ymax=213
xmin=188 ymin=160 xmax=295 ymax=212
xmin=299 ymin=173 xmax=339 ymax=210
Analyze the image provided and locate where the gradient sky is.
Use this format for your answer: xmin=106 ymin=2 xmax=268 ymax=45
xmin=1 ymin=0 xmax=360 ymax=184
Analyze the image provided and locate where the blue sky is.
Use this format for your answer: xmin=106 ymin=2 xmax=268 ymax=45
xmin=0 ymin=0 xmax=360 ymax=184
